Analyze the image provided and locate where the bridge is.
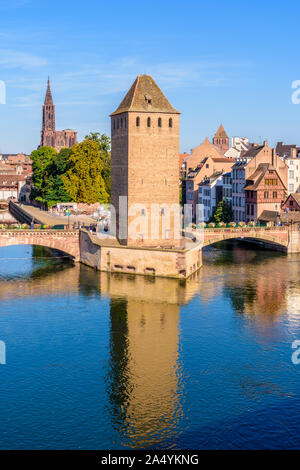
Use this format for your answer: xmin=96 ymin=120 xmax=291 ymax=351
xmin=201 ymin=226 xmax=294 ymax=252
xmin=0 ymin=230 xmax=80 ymax=260
xmin=0 ymin=224 xmax=298 ymax=279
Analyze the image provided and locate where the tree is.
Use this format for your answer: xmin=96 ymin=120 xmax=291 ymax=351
xmin=210 ymin=197 xmax=233 ymax=224
xmin=84 ymin=132 xmax=111 ymax=198
xmin=62 ymin=139 xmax=109 ymax=203
xmin=30 ymin=146 xmax=57 ymax=206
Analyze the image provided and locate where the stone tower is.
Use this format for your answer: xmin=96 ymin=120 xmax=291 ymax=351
xmin=213 ymin=124 xmax=230 ymax=154
xmin=110 ymin=74 xmax=180 ymax=247
xmin=40 ymin=78 xmax=77 ymax=151
xmin=41 ymin=78 xmax=56 ymax=148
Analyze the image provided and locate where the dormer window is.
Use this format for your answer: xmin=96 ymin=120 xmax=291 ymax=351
xmin=145 ymin=94 xmax=152 ymax=105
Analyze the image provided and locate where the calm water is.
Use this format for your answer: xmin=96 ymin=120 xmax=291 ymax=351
xmin=0 ymin=242 xmax=300 ymax=449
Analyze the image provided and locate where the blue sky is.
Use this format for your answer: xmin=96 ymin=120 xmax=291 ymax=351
xmin=0 ymin=0 xmax=300 ymax=154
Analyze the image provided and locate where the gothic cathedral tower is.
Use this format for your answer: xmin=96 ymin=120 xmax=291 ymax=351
xmin=40 ymin=78 xmax=56 ymax=147
xmin=110 ymin=75 xmax=180 ymax=247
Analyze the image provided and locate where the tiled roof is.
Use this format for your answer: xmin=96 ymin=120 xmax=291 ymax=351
xmin=288 ymin=193 xmax=300 ymax=205
xmin=258 ymin=210 xmax=278 ymax=222
xmin=214 ymin=124 xmax=228 ymax=138
xmin=111 ymin=75 xmax=180 ymax=116
xmin=242 ymin=144 xmax=264 ymax=160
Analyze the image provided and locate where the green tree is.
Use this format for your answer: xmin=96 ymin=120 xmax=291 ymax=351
xmin=84 ymin=132 xmax=111 ymax=198
xmin=211 ymin=197 xmax=233 ymax=224
xmin=62 ymin=139 xmax=109 ymax=203
xmin=30 ymin=146 xmax=57 ymax=206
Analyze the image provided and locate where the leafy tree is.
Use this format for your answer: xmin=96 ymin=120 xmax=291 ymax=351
xmin=210 ymin=197 xmax=233 ymax=224
xmin=62 ymin=139 xmax=109 ymax=203
xmin=30 ymin=146 xmax=57 ymax=206
xmin=84 ymin=132 xmax=111 ymax=198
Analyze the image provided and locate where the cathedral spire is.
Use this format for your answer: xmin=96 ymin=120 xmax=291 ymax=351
xmin=44 ymin=77 xmax=53 ymax=105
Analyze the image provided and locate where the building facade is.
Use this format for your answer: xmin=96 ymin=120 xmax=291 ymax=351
xmin=198 ymin=172 xmax=223 ymax=222
xmin=40 ymin=79 xmax=77 ymax=152
xmin=245 ymin=164 xmax=286 ymax=223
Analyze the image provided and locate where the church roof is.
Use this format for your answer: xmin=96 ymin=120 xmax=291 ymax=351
xmin=110 ymin=74 xmax=180 ymax=116
xmin=190 ymin=137 xmax=225 ymax=159
xmin=214 ymin=124 xmax=228 ymax=139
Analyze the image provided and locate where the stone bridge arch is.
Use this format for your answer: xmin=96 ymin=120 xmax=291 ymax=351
xmin=0 ymin=230 xmax=80 ymax=260
xmin=201 ymin=227 xmax=289 ymax=251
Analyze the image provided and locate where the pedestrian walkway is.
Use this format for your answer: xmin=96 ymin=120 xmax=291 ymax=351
xmin=13 ymin=204 xmax=95 ymax=227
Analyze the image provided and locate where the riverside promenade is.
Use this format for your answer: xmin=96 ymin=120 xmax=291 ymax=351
xmin=9 ymin=202 xmax=95 ymax=227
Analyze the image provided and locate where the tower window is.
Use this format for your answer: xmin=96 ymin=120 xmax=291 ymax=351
xmin=158 ymin=117 xmax=162 ymax=127
xmin=120 ymin=118 xmax=123 ymax=128
xmin=147 ymin=117 xmax=151 ymax=128
xmin=169 ymin=118 xmax=173 ymax=128
xmin=136 ymin=116 xmax=140 ymax=127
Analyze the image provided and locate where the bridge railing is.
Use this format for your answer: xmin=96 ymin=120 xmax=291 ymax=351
xmin=0 ymin=223 xmax=74 ymax=231
xmin=187 ymin=222 xmax=288 ymax=231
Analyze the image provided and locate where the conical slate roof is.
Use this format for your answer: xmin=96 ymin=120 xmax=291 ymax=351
xmin=44 ymin=77 xmax=53 ymax=105
xmin=214 ymin=124 xmax=228 ymax=138
xmin=111 ymin=74 xmax=180 ymax=116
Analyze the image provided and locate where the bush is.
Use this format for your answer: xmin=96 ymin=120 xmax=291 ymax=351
xmin=208 ymin=222 xmax=215 ymax=228
xmin=219 ymin=221 xmax=226 ymax=227
xmin=248 ymin=221 xmax=256 ymax=227
xmin=238 ymin=221 xmax=246 ymax=227
xmin=229 ymin=222 xmax=236 ymax=227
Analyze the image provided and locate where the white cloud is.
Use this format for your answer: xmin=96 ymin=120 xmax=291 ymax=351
xmin=0 ymin=50 xmax=47 ymax=69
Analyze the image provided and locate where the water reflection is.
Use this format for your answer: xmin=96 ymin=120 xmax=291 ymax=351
xmin=0 ymin=242 xmax=300 ymax=448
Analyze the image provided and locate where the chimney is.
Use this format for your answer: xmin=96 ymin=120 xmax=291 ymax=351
xmin=271 ymin=148 xmax=276 ymax=167
xmin=291 ymin=147 xmax=297 ymax=158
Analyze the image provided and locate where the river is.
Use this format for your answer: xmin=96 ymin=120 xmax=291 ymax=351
xmin=0 ymin=241 xmax=299 ymax=449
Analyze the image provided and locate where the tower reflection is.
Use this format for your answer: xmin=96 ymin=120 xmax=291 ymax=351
xmin=102 ymin=273 xmax=199 ymax=448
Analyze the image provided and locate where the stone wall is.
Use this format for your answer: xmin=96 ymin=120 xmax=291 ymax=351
xmin=80 ymin=230 xmax=202 ymax=278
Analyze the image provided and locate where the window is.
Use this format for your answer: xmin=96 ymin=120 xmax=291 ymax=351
xmin=264 ymin=191 xmax=269 ymax=199
xmin=169 ymin=118 xmax=173 ymax=128
xmin=158 ymin=117 xmax=162 ymax=127
xmin=264 ymin=178 xmax=278 ymax=185
xmin=147 ymin=117 xmax=151 ymax=127
xmin=141 ymin=209 xmax=145 ymax=216
xmin=273 ymin=191 xmax=277 ymax=199
xmin=136 ymin=116 xmax=140 ymax=127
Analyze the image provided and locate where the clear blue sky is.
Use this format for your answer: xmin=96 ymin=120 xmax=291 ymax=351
xmin=1 ymin=0 xmax=300 ymax=154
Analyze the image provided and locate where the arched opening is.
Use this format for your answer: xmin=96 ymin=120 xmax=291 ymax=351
xmin=147 ymin=117 xmax=151 ymax=128
xmin=136 ymin=116 xmax=140 ymax=127
xmin=0 ymin=245 xmax=75 ymax=281
xmin=169 ymin=118 xmax=173 ymax=128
